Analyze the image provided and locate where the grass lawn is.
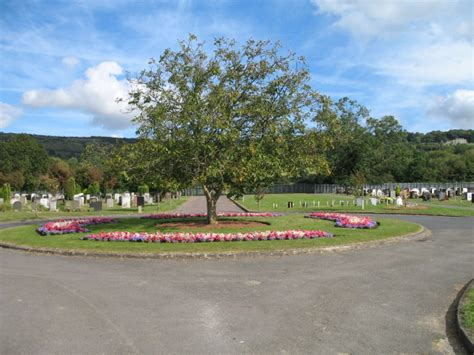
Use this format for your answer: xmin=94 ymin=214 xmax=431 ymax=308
xmin=460 ymin=285 xmax=474 ymax=338
xmin=0 ymin=214 xmax=421 ymax=255
xmin=0 ymin=198 xmax=187 ymax=223
xmin=238 ymin=193 xmax=474 ymax=217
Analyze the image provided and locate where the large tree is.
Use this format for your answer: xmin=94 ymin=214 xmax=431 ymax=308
xmin=127 ymin=36 xmax=331 ymax=223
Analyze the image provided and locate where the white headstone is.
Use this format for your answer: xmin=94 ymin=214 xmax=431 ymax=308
xmin=114 ymin=193 xmax=121 ymax=203
xmin=144 ymin=193 xmax=151 ymax=204
xmin=396 ymin=197 xmax=403 ymax=206
xmin=371 ymin=189 xmax=377 ymax=197
xmin=467 ymin=192 xmax=473 ymax=202
xmin=121 ymin=196 xmax=131 ymax=208
xmin=107 ymin=198 xmax=114 ymax=208
xmin=39 ymin=198 xmax=49 ymax=208
xmin=20 ymin=195 xmax=27 ymax=205
xmin=370 ymin=198 xmax=378 ymax=206
xmin=49 ymin=199 xmax=57 ymax=212
xmin=78 ymin=197 xmax=84 ymax=207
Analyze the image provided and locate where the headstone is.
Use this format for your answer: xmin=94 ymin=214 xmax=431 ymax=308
xmin=287 ymin=201 xmax=294 ymax=208
xmin=13 ymin=201 xmax=22 ymax=212
xmin=389 ymin=190 xmax=396 ymax=198
xmin=86 ymin=194 xmax=91 ymax=202
xmin=49 ymin=199 xmax=57 ymax=212
xmin=39 ymin=198 xmax=49 ymax=208
xmin=72 ymin=200 xmax=80 ymax=210
xmin=132 ymin=195 xmax=138 ymax=207
xmin=438 ymin=192 xmax=445 ymax=201
xmin=122 ymin=196 xmax=131 ymax=208
xmin=467 ymin=192 xmax=473 ymax=202
xmin=422 ymin=192 xmax=431 ymax=202
xmin=119 ymin=196 xmax=122 ymax=206
xmin=114 ymin=193 xmax=121 ymax=203
xmin=396 ymin=197 xmax=403 ymax=206
xmin=376 ymin=189 xmax=383 ymax=197
xmin=370 ymin=198 xmax=378 ymax=206
xmin=137 ymin=196 xmax=145 ymax=207
xmin=356 ymin=197 xmax=364 ymax=207
xmin=78 ymin=196 xmax=85 ymax=207
xmin=371 ymin=189 xmax=377 ymax=197
xmin=144 ymin=193 xmax=151 ymax=204
xmin=20 ymin=195 xmax=27 ymax=205
xmin=90 ymin=201 xmax=102 ymax=211
xmin=106 ymin=198 xmax=114 ymax=208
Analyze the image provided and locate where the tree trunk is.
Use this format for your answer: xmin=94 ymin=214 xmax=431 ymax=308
xmin=202 ymin=185 xmax=220 ymax=224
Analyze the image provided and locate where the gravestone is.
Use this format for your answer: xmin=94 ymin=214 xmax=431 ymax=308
xmin=13 ymin=201 xmax=22 ymax=212
xmin=137 ymin=196 xmax=145 ymax=207
xmin=78 ymin=197 xmax=85 ymax=207
xmin=389 ymin=190 xmax=396 ymax=198
xmin=422 ymin=192 xmax=431 ymax=202
xmin=438 ymin=192 xmax=445 ymax=201
xmin=143 ymin=193 xmax=151 ymax=204
xmin=90 ymin=201 xmax=102 ymax=211
xmin=467 ymin=192 xmax=473 ymax=202
xmin=114 ymin=193 xmax=121 ymax=203
xmin=396 ymin=197 xmax=403 ymax=206
xmin=118 ymin=196 xmax=122 ymax=206
xmin=72 ymin=200 xmax=80 ymax=210
xmin=287 ymin=201 xmax=294 ymax=208
xmin=356 ymin=197 xmax=364 ymax=207
xmin=106 ymin=198 xmax=114 ymax=208
xmin=20 ymin=195 xmax=27 ymax=205
xmin=39 ymin=198 xmax=49 ymax=209
xmin=49 ymin=199 xmax=57 ymax=212
xmin=370 ymin=198 xmax=378 ymax=206
xmin=122 ymin=196 xmax=131 ymax=208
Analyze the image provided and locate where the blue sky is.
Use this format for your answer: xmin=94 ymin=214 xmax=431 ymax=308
xmin=1 ymin=0 xmax=473 ymax=137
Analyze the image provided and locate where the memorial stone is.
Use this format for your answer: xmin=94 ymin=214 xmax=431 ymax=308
xmin=106 ymin=198 xmax=114 ymax=208
xmin=49 ymin=199 xmax=57 ymax=212
xmin=13 ymin=201 xmax=22 ymax=212
xmin=137 ymin=196 xmax=145 ymax=207
xmin=90 ymin=201 xmax=102 ymax=211
xmin=370 ymin=198 xmax=378 ymax=206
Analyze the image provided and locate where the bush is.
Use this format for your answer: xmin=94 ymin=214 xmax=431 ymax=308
xmin=138 ymin=184 xmax=149 ymax=195
xmin=0 ymin=183 xmax=11 ymax=205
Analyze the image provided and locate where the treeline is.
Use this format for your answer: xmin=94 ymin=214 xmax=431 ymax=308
xmin=0 ymin=133 xmax=136 ymax=159
xmin=0 ymin=123 xmax=473 ymax=194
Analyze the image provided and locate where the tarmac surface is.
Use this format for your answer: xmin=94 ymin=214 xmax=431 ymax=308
xmin=0 ymin=201 xmax=473 ymax=354
xmin=174 ymin=196 xmax=245 ymax=214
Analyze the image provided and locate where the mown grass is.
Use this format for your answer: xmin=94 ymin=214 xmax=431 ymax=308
xmin=238 ymin=193 xmax=474 ymax=217
xmin=0 ymin=198 xmax=186 ymax=223
xmin=460 ymin=285 xmax=474 ymax=337
xmin=0 ymin=214 xmax=421 ymax=254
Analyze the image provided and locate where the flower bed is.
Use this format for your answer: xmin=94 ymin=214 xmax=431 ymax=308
xmin=81 ymin=229 xmax=333 ymax=243
xmin=306 ymin=212 xmax=378 ymax=229
xmin=142 ymin=212 xmax=282 ymax=219
xmin=37 ymin=217 xmax=115 ymax=235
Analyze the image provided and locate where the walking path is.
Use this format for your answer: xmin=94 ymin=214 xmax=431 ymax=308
xmin=174 ymin=196 xmax=245 ymax=214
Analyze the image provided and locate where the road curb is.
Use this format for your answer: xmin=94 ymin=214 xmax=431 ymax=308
xmin=456 ymin=279 xmax=474 ymax=353
xmin=0 ymin=225 xmax=429 ymax=260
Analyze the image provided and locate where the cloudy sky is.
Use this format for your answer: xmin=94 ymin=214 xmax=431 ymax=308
xmin=0 ymin=0 xmax=473 ymax=137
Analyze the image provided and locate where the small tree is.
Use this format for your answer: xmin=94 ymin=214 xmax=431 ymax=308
xmin=1 ymin=183 xmax=12 ymax=205
xmin=253 ymin=186 xmax=267 ymax=210
xmin=127 ymin=35 xmax=332 ymax=224
xmin=349 ymin=170 xmax=366 ymax=198
xmin=86 ymin=182 xmax=101 ymax=196
xmin=395 ymin=185 xmax=401 ymax=197
xmin=64 ymin=177 xmax=77 ymax=200
xmin=138 ymin=184 xmax=149 ymax=196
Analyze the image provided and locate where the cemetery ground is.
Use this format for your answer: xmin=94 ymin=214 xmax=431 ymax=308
xmin=0 ymin=197 xmax=187 ymax=223
xmin=238 ymin=193 xmax=474 ymax=217
xmin=0 ymin=214 xmax=420 ymax=255
xmin=1 ymin=214 xmax=472 ymax=354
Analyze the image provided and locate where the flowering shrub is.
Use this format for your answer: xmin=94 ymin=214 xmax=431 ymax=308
xmin=81 ymin=229 xmax=333 ymax=243
xmin=306 ymin=212 xmax=378 ymax=229
xmin=37 ymin=217 xmax=115 ymax=235
xmin=142 ymin=212 xmax=282 ymax=219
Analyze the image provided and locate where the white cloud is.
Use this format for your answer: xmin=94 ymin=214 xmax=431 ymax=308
xmin=375 ymin=40 xmax=474 ymax=86
xmin=428 ymin=89 xmax=474 ymax=128
xmin=0 ymin=102 xmax=22 ymax=129
xmin=22 ymin=62 xmax=135 ymax=130
xmin=312 ymin=0 xmax=466 ymax=39
xmin=62 ymin=56 xmax=80 ymax=67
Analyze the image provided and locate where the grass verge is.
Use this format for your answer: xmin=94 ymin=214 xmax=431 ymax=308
xmin=0 ymin=214 xmax=421 ymax=255
xmin=460 ymin=285 xmax=474 ymax=338
xmin=238 ymin=193 xmax=474 ymax=217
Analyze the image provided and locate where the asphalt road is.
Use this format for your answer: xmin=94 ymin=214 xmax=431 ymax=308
xmin=1 ymin=214 xmax=473 ymax=354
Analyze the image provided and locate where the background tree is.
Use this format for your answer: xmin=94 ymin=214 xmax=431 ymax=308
xmin=1 ymin=183 xmax=12 ymax=205
xmin=127 ymin=35 xmax=332 ymax=223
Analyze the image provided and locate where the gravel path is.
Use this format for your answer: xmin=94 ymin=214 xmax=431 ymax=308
xmin=174 ymin=196 xmax=245 ymax=214
xmin=0 ymin=215 xmax=473 ymax=354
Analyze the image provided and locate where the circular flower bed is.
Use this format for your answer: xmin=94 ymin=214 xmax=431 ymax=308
xmin=306 ymin=212 xmax=378 ymax=229
xmin=36 ymin=217 xmax=115 ymax=235
xmin=81 ymin=229 xmax=333 ymax=243
xmin=142 ymin=212 xmax=282 ymax=219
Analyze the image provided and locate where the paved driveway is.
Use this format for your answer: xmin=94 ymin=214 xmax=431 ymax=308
xmin=0 ymin=215 xmax=473 ymax=354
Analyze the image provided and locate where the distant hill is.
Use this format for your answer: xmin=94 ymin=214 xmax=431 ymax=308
xmin=0 ymin=132 xmax=137 ymax=160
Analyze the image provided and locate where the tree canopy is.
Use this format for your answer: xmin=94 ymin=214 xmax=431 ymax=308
xmin=126 ymin=35 xmax=332 ymax=223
